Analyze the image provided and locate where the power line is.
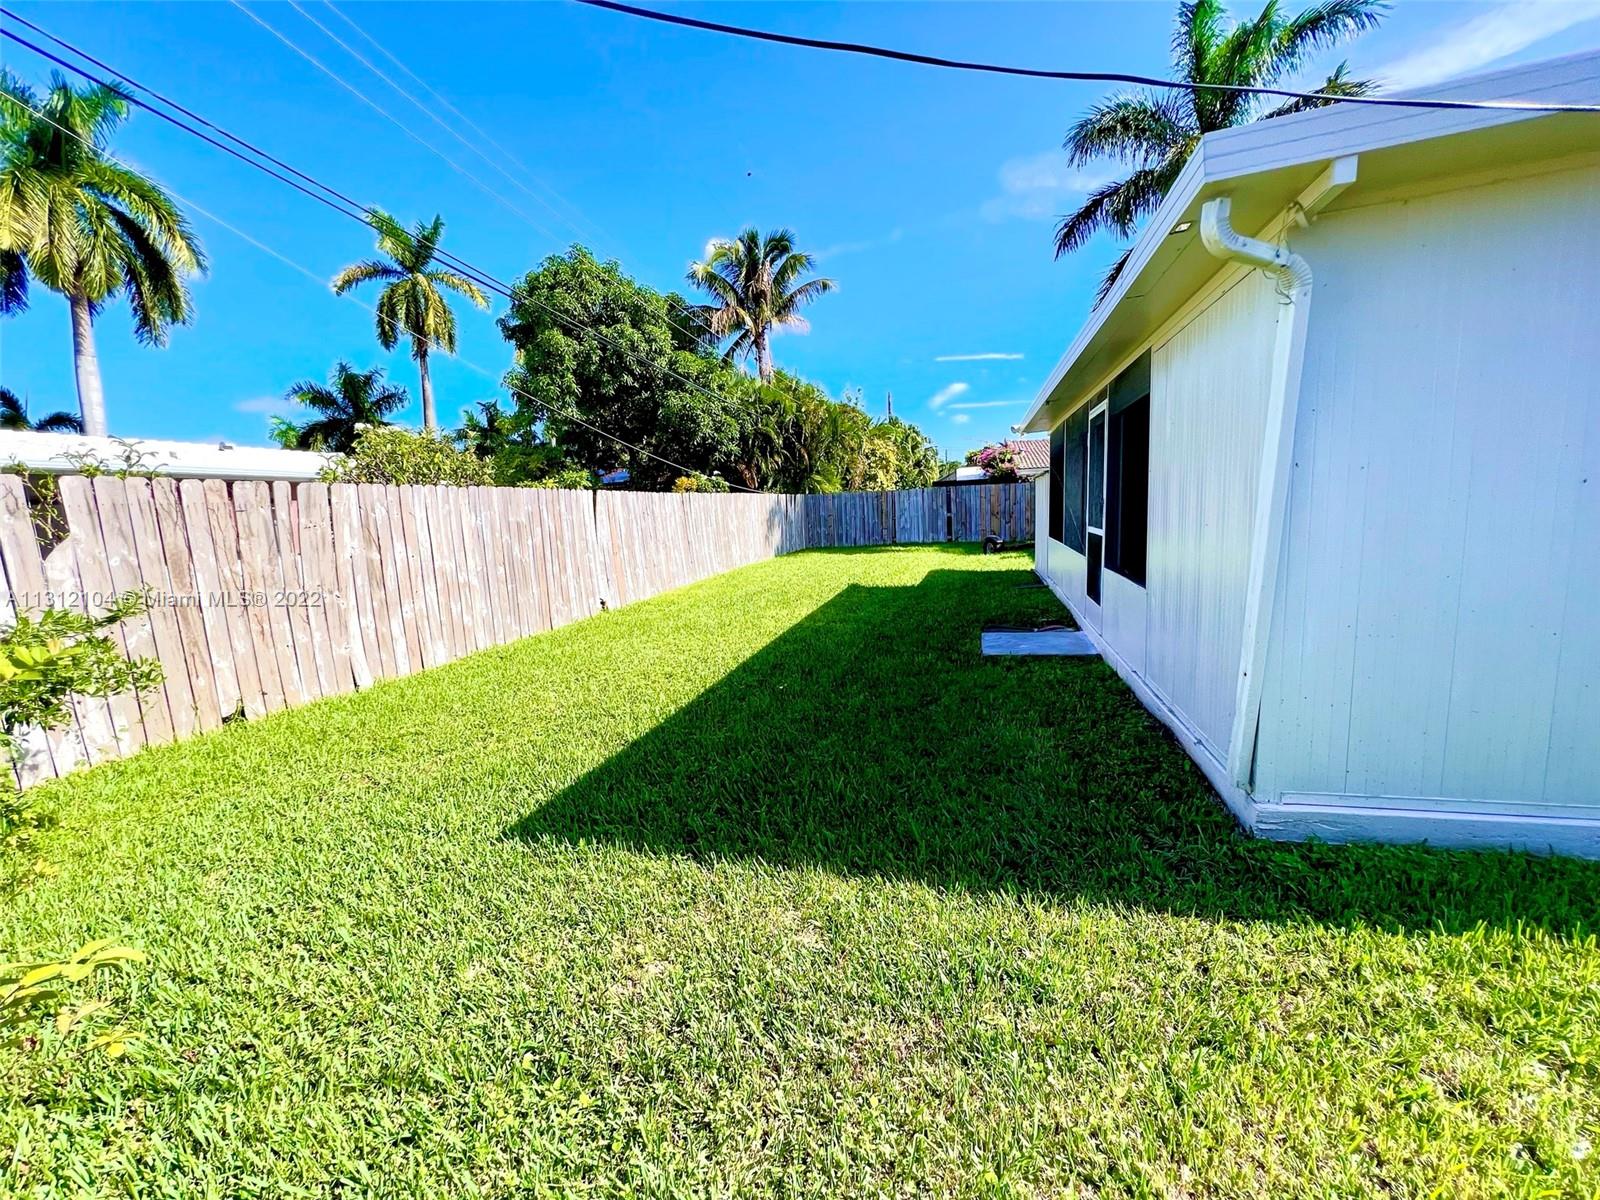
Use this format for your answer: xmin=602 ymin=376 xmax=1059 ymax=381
xmin=0 ymin=35 xmax=762 ymax=491
xmin=573 ymin=0 xmax=1600 ymax=115
xmin=319 ymin=0 xmax=609 ymax=247
xmin=226 ymin=0 xmax=563 ymax=242
xmin=296 ymin=0 xmax=710 ymax=355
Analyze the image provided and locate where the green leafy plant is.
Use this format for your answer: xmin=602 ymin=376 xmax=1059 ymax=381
xmin=671 ymin=474 xmax=728 ymax=494
xmin=529 ymin=464 xmax=599 ymax=490
xmin=1 ymin=592 xmax=163 ymax=765
xmin=2 ymin=939 xmax=145 ymax=1056
xmin=322 ymin=426 xmax=492 ymax=487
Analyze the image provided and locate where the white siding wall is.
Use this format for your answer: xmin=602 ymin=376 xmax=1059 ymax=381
xmin=1255 ymin=159 xmax=1600 ymax=815
xmin=1145 ymin=272 xmax=1281 ymax=757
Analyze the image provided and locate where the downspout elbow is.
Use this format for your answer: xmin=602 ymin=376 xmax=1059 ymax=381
xmin=1199 ymin=196 xmax=1312 ymax=293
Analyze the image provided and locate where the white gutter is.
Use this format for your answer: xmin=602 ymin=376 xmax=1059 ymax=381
xmin=1198 ymin=192 xmax=1318 ymax=791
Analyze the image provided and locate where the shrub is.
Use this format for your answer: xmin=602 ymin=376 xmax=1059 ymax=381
xmin=966 ymin=444 xmax=1021 ymax=483
xmin=527 ymin=464 xmax=599 ymax=490
xmin=671 ymin=474 xmax=729 ymax=493
xmin=323 ymin=427 xmax=492 ymax=487
xmin=1 ymin=593 xmax=163 ymax=766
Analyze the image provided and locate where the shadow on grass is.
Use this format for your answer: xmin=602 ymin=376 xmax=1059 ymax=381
xmin=507 ymin=566 xmax=1600 ymax=936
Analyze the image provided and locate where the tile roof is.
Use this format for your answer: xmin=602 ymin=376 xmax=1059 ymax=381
xmin=1005 ymin=438 xmax=1050 ymax=472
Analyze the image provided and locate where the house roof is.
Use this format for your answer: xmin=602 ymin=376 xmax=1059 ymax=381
xmin=1005 ymin=438 xmax=1049 ymax=473
xmin=0 ymin=430 xmax=330 ymax=481
xmin=1020 ymin=50 xmax=1600 ymax=435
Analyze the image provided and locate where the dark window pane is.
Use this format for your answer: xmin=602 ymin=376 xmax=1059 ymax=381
xmin=1048 ymin=421 xmax=1065 ymax=543
xmin=1062 ymin=405 xmax=1088 ymax=553
xmin=1106 ymin=394 xmax=1150 ymax=586
xmin=1086 ymin=532 xmax=1103 ymax=604
xmin=1087 ymin=410 xmax=1106 ymax=529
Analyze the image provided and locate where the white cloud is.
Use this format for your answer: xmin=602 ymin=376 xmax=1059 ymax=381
xmin=814 ymin=227 xmax=905 ymax=261
xmin=1376 ymin=0 xmax=1600 ymax=90
xmin=934 ymin=352 xmax=1024 ymax=362
xmin=928 ymin=381 xmax=970 ymax=411
xmin=982 ymin=150 xmax=1117 ymax=222
xmin=949 ymin=413 xmax=972 ymax=425
xmin=948 ymin=399 xmax=1024 ymax=410
xmin=234 ymin=395 xmax=296 ymax=417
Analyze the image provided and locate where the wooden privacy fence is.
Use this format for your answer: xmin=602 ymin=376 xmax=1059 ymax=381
xmin=1 ymin=477 xmax=1031 ymax=785
xmin=803 ymin=483 xmax=1034 ymax=548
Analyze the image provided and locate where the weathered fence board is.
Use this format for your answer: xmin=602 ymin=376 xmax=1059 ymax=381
xmin=3 ymin=479 xmax=1031 ymax=784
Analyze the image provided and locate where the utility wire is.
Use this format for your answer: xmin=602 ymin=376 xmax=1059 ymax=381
xmin=299 ymin=0 xmax=708 ymax=355
xmin=226 ymin=0 xmax=562 ymax=242
xmin=319 ymin=0 xmax=609 ymax=247
xmin=0 ymin=20 xmax=765 ymax=483
xmin=573 ymin=0 xmax=1600 ymax=114
xmin=3 ymin=89 xmax=757 ymax=492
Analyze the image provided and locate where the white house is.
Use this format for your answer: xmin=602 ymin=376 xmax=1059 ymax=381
xmin=1020 ymin=51 xmax=1600 ymax=858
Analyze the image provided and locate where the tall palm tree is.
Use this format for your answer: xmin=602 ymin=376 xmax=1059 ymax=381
xmin=331 ymin=211 xmax=488 ymax=432
xmin=1055 ymin=0 xmax=1383 ymax=302
xmin=688 ymin=227 xmax=834 ymax=382
xmin=281 ymin=361 xmax=408 ymax=453
xmin=0 ymin=71 xmax=206 ymax=436
xmin=0 ymin=384 xmax=83 ymax=432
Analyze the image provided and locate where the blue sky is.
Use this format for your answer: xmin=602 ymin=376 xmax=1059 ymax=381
xmin=3 ymin=1 xmax=1599 ymax=460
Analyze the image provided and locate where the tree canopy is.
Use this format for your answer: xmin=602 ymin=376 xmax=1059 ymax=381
xmin=496 ymin=246 xmax=936 ymax=493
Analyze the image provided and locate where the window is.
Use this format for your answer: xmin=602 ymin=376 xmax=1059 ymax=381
xmin=1061 ymin=405 xmax=1088 ymax=552
xmin=1048 ymin=421 xmax=1065 ymax=542
xmin=1104 ymin=353 xmax=1151 ymax=586
xmin=1106 ymin=396 xmax=1149 ymax=584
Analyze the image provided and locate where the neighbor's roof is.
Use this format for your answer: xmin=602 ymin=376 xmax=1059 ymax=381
xmin=1020 ymin=50 xmax=1600 ymax=434
xmin=0 ymin=430 xmax=330 ymax=481
xmin=1005 ymin=438 xmax=1049 ymax=473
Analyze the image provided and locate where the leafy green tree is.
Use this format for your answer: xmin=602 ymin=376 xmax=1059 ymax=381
xmin=869 ymin=417 xmax=941 ymax=489
xmin=688 ymin=228 xmax=834 ymax=382
xmin=500 ymin=247 xmax=940 ymax=494
xmin=455 ymin=399 xmax=513 ymax=460
xmin=332 ymin=211 xmax=488 ymax=432
xmin=0 ymin=71 xmax=206 ymax=436
xmin=499 ymin=246 xmax=720 ymax=489
xmin=0 ymin=386 xmax=82 ymax=433
xmin=1055 ymin=0 xmax=1382 ymax=300
xmin=278 ymin=362 xmax=408 ymax=453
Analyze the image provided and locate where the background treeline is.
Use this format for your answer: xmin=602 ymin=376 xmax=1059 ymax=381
xmin=283 ymin=244 xmax=943 ymax=494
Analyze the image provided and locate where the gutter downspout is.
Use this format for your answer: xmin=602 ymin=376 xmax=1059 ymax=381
xmin=1199 ymin=194 xmax=1315 ymax=792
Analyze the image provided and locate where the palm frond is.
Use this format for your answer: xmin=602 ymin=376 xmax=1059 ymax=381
xmin=1065 ymin=92 xmax=1193 ymax=168
xmin=1271 ymin=0 xmax=1387 ymax=79
xmin=0 ymin=247 xmax=27 ymax=314
xmin=1261 ymin=61 xmax=1377 ymax=116
xmin=31 ymin=408 xmax=83 ymax=433
xmin=429 ymin=269 xmax=489 ymax=309
xmin=1094 ymin=246 xmax=1139 ymax=307
xmin=330 ymin=258 xmax=405 ymax=294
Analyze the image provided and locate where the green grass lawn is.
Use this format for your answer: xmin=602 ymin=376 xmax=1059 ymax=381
xmin=4 ymin=546 xmax=1598 ymax=1198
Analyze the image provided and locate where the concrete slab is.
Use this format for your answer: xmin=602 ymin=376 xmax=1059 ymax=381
xmin=981 ymin=629 xmax=1099 ymax=657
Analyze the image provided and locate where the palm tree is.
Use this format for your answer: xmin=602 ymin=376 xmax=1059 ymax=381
xmin=280 ymin=361 xmax=408 ymax=453
xmin=0 ymin=72 xmax=206 ymax=437
xmin=331 ymin=211 xmax=488 ymax=432
xmin=1055 ymin=0 xmax=1383 ymax=302
xmin=0 ymin=385 xmax=83 ymax=432
xmin=687 ymin=228 xmax=834 ymax=382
